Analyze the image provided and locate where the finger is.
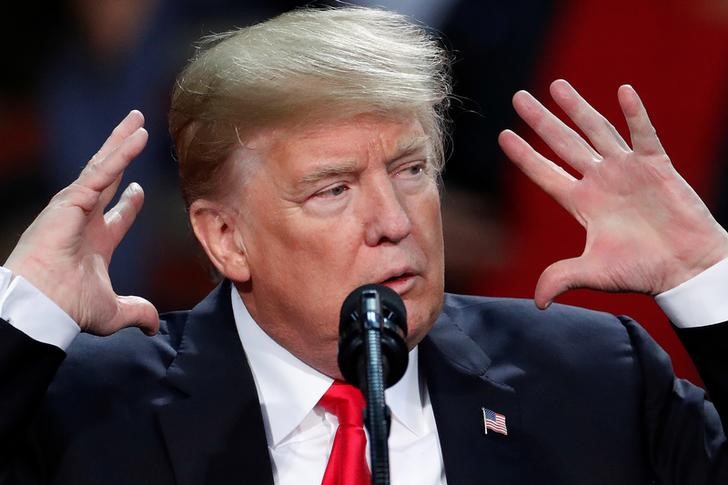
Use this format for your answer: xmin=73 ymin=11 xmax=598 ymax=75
xmin=512 ymin=90 xmax=600 ymax=174
xmin=98 ymin=174 xmax=124 ymax=212
xmin=499 ymin=130 xmax=576 ymax=207
xmin=104 ymin=182 xmax=145 ymax=252
xmin=617 ymin=84 xmax=665 ymax=156
xmin=111 ymin=295 xmax=160 ymax=336
xmin=94 ymin=110 xmax=145 ymax=162
xmin=534 ymin=256 xmax=595 ymax=309
xmin=77 ymin=127 xmax=148 ymax=192
xmin=50 ymin=182 xmax=102 ymax=214
xmin=550 ymin=79 xmax=629 ymax=157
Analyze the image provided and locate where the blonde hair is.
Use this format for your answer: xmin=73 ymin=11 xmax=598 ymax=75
xmin=169 ymin=6 xmax=452 ymax=208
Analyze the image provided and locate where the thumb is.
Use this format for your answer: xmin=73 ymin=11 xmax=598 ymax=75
xmin=112 ymin=295 xmax=160 ymax=336
xmin=534 ymin=256 xmax=593 ymax=309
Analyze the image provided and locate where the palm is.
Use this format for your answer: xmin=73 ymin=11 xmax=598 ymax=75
xmin=499 ymin=80 xmax=728 ymax=308
xmin=5 ymin=111 xmax=158 ymax=335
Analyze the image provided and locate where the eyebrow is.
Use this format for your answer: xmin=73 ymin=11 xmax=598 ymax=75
xmin=381 ymin=135 xmax=432 ymax=172
xmin=297 ymin=135 xmax=432 ymax=187
xmin=299 ymin=160 xmax=360 ymax=186
xmin=393 ymin=136 xmax=431 ymax=160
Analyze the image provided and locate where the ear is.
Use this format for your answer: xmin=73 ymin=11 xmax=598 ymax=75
xmin=189 ymin=199 xmax=251 ymax=282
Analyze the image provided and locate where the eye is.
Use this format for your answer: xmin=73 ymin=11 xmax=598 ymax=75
xmin=314 ymin=184 xmax=349 ymax=199
xmin=396 ymin=162 xmax=427 ymax=179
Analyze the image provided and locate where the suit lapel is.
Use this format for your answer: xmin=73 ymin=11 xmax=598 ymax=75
xmin=152 ymin=285 xmax=527 ymax=484
xmin=154 ymin=281 xmax=273 ymax=485
xmin=420 ymin=309 xmax=525 ymax=484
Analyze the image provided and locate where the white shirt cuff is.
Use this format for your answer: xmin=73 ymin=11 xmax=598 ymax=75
xmin=655 ymin=257 xmax=728 ymax=328
xmin=0 ymin=267 xmax=80 ymax=350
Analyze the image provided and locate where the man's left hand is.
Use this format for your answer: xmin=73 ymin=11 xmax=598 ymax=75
xmin=499 ymin=79 xmax=728 ymax=309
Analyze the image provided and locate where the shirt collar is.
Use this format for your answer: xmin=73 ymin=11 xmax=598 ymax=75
xmin=230 ymin=286 xmax=425 ymax=446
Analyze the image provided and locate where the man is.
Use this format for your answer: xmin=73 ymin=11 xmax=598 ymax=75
xmin=1 ymin=6 xmax=727 ymax=484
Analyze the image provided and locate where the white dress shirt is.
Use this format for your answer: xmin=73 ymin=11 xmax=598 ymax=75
xmin=230 ymin=288 xmax=447 ymax=485
xmin=3 ymin=259 xmax=728 ymax=484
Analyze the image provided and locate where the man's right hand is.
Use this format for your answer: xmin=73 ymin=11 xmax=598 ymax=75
xmin=4 ymin=110 xmax=159 ymax=336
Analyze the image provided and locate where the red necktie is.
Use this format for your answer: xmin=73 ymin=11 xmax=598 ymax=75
xmin=319 ymin=380 xmax=371 ymax=485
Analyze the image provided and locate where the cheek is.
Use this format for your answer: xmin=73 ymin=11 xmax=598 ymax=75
xmin=411 ymin=189 xmax=444 ymax=257
xmin=254 ymin=209 xmax=362 ymax=286
xmin=391 ymin=193 xmax=444 ymax=345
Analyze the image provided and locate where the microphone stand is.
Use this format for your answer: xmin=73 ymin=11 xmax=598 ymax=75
xmin=360 ymin=291 xmax=391 ymax=485
xmin=339 ymin=284 xmax=407 ymax=485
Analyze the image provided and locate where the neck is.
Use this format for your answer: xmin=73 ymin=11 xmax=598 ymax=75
xmin=237 ymin=287 xmax=343 ymax=379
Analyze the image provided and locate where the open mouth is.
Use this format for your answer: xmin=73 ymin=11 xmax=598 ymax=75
xmin=380 ymin=272 xmax=416 ymax=293
xmin=382 ymin=273 xmax=412 ymax=284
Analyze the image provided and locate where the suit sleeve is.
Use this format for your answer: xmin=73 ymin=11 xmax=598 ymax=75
xmin=0 ymin=319 xmax=65 ymax=468
xmin=676 ymin=322 xmax=728 ymax=431
xmin=622 ymin=317 xmax=728 ymax=484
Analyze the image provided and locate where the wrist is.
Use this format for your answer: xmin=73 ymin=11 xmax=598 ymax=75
xmin=5 ymin=255 xmax=81 ymax=326
xmin=657 ymin=237 xmax=728 ymax=294
xmin=0 ymin=266 xmax=80 ymax=349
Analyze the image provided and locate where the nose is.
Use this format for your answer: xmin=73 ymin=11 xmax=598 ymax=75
xmin=362 ymin=178 xmax=412 ymax=246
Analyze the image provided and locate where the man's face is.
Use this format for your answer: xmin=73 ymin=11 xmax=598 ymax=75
xmin=233 ymin=112 xmax=445 ymax=377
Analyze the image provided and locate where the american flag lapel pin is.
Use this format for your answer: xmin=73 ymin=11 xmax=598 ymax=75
xmin=482 ymin=407 xmax=508 ymax=436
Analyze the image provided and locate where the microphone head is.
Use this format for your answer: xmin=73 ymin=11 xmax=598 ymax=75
xmin=338 ymin=284 xmax=408 ymax=389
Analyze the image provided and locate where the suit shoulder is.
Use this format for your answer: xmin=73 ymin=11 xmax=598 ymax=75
xmin=439 ymin=293 xmax=637 ymax=365
xmin=442 ymin=293 xmax=623 ymax=330
xmin=66 ymin=309 xmax=189 ymax=358
xmin=56 ymin=309 xmax=190 ymax=392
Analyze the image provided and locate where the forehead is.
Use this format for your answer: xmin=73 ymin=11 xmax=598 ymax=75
xmin=253 ymin=112 xmax=429 ymax=167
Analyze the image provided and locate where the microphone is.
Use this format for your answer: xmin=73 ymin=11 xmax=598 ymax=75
xmin=338 ymin=284 xmax=408 ymax=485
xmin=338 ymin=284 xmax=408 ymax=391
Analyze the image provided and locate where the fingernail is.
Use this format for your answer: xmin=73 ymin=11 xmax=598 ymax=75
xmin=124 ymin=182 xmax=142 ymax=196
xmin=124 ymin=110 xmax=144 ymax=126
xmin=552 ymin=78 xmax=571 ymax=89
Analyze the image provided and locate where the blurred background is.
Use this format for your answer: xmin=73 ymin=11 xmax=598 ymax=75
xmin=2 ymin=0 xmax=728 ymax=382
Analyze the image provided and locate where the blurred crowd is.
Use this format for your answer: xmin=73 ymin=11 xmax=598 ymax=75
xmin=2 ymin=0 xmax=728 ymax=380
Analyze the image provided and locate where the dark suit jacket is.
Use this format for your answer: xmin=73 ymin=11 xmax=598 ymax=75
xmin=1 ymin=280 xmax=726 ymax=484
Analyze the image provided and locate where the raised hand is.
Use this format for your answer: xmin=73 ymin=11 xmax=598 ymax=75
xmin=499 ymin=80 xmax=728 ymax=309
xmin=4 ymin=111 xmax=159 ymax=335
